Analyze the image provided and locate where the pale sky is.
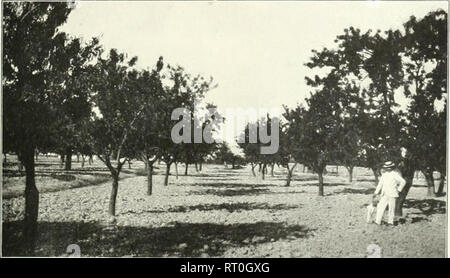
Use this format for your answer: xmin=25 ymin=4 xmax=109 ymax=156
xmin=61 ymin=0 xmax=447 ymax=149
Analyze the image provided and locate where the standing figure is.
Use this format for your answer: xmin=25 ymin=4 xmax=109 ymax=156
xmin=374 ymin=161 xmax=406 ymax=225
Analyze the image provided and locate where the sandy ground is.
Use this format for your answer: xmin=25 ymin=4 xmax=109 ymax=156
xmin=2 ymin=160 xmax=447 ymax=257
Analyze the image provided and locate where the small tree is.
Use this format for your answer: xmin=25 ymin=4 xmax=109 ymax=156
xmin=238 ymin=122 xmax=261 ymax=176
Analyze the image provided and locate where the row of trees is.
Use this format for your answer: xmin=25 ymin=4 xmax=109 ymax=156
xmin=3 ymin=2 xmax=446 ymax=255
xmin=238 ymin=10 xmax=447 ymax=215
xmin=3 ymin=2 xmax=226 ymax=254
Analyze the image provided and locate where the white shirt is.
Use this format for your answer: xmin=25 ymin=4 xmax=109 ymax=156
xmin=374 ymin=170 xmax=406 ymax=197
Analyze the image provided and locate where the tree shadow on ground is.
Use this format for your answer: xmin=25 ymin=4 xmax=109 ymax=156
xmin=3 ymin=175 xmax=113 ymax=199
xmin=3 ymin=221 xmax=313 ymax=257
xmin=121 ymin=202 xmax=300 ymax=215
xmin=262 ymin=190 xmax=306 ymax=195
xmin=3 ymin=168 xmax=112 ymax=178
xmin=188 ymin=182 xmax=273 ymax=188
xmin=187 ymin=173 xmax=239 ymax=178
xmin=300 ymin=183 xmax=348 ymax=187
xmin=291 ymin=176 xmax=318 ymax=182
xmin=334 ymin=188 xmax=374 ymax=195
xmin=269 ymin=175 xmax=317 ymax=182
xmin=356 ymin=177 xmax=376 ymax=182
xmin=192 ymin=187 xmax=271 ymax=196
xmin=403 ymin=199 xmax=446 ymax=216
xmin=196 ymin=177 xmax=242 ymax=182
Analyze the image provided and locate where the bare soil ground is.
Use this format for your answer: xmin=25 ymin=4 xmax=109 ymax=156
xmin=2 ymin=156 xmax=446 ymax=257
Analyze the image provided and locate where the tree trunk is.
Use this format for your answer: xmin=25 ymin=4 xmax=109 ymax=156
xmin=395 ymin=164 xmax=415 ymax=217
xmin=251 ymin=164 xmax=256 ymax=177
xmin=109 ymin=174 xmax=119 ymax=216
xmin=60 ymin=154 xmax=65 ymax=169
xmin=88 ymin=155 xmax=93 ymax=165
xmin=76 ymin=153 xmax=80 ymax=163
xmin=395 ymin=176 xmax=413 ymax=217
xmin=262 ymin=164 xmax=266 ymax=180
xmin=270 ymin=163 xmax=275 ymax=177
xmin=165 ymin=162 xmax=171 ymax=186
xmin=175 ymin=162 xmax=179 ymax=179
xmin=22 ymin=148 xmax=39 ymax=255
xmin=372 ymin=168 xmax=379 ymax=185
xmin=195 ymin=162 xmax=199 ymax=172
xmin=437 ymin=173 xmax=445 ymax=195
xmin=147 ymin=163 xmax=153 ymax=195
xmin=184 ymin=162 xmax=188 ymax=176
xmin=302 ymin=165 xmax=306 ymax=173
xmin=318 ymin=171 xmax=324 ymax=196
xmin=81 ymin=155 xmax=85 ymax=168
xmin=35 ymin=151 xmax=38 ymax=162
xmin=199 ymin=162 xmax=203 ymax=172
xmin=65 ymin=148 xmax=72 ymax=171
xmin=423 ymin=170 xmax=436 ymax=197
xmin=286 ymin=168 xmax=293 ymax=186
xmin=258 ymin=163 xmax=262 ymax=172
xmin=3 ymin=153 xmax=6 ymax=164
xmin=347 ymin=166 xmax=353 ymax=183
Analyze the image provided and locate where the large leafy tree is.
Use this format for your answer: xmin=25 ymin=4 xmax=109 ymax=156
xmin=333 ymin=27 xmax=406 ymax=178
xmin=130 ymin=65 xmax=165 ymax=195
xmin=88 ymin=49 xmax=143 ymax=217
xmin=2 ymin=2 xmax=79 ymax=254
xmin=301 ymin=69 xmax=346 ymax=195
xmin=304 ymin=46 xmax=368 ymax=183
xmin=283 ymin=94 xmax=339 ymax=196
xmin=400 ymin=10 xmax=447 ymax=198
xmin=303 ymin=9 xmax=447 ymax=213
xmin=50 ymin=37 xmax=101 ymax=170
xmin=165 ymin=65 xmax=216 ymax=179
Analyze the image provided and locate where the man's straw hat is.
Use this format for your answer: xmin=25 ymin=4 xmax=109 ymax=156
xmin=382 ymin=161 xmax=396 ymax=169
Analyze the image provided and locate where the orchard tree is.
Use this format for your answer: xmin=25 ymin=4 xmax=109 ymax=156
xmin=304 ymin=46 xmax=368 ymax=183
xmin=2 ymin=2 xmax=80 ymax=254
xmin=322 ymin=10 xmax=447 ymax=214
xmin=400 ymin=9 xmax=447 ymax=198
xmin=257 ymin=116 xmax=281 ymax=179
xmin=216 ymin=142 xmax=239 ymax=169
xmin=189 ymin=104 xmax=222 ymax=172
xmin=294 ymin=90 xmax=341 ymax=195
xmin=237 ymin=116 xmax=279 ymax=179
xmin=272 ymin=113 xmax=299 ymax=186
xmin=238 ymin=122 xmax=261 ymax=176
xmin=331 ymin=26 xmax=406 ymax=182
xmin=51 ymin=37 xmax=101 ymax=170
xmin=131 ymin=65 xmax=166 ymax=195
xmin=88 ymin=49 xmax=143 ymax=217
xmin=167 ymin=65 xmax=217 ymax=178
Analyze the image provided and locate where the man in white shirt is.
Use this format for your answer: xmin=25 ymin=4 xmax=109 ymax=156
xmin=374 ymin=161 xmax=406 ymax=225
